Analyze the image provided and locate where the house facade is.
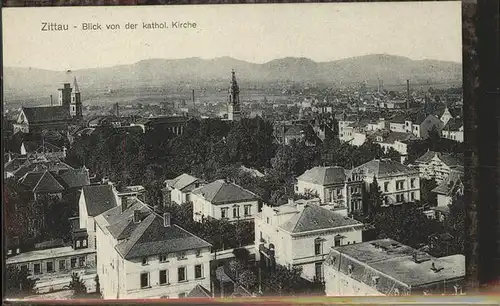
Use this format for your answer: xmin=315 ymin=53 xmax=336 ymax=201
xmin=191 ymin=180 xmax=260 ymax=223
xmin=295 ymin=166 xmax=364 ymax=214
xmin=164 ymin=173 xmax=204 ymax=206
xmin=353 ymin=159 xmax=420 ymax=205
xmin=95 ymin=199 xmax=212 ymax=299
xmin=441 ymin=118 xmax=464 ymax=143
xmin=324 ymin=239 xmax=465 ymax=296
xmin=255 ymin=201 xmax=364 ymax=282
xmin=413 ymin=151 xmax=462 ymax=183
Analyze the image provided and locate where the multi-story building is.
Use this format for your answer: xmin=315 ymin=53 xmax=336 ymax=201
xmin=413 ymin=151 xmax=462 ymax=183
xmin=404 ymin=113 xmax=444 ymax=139
xmin=324 ymin=239 xmax=465 ymax=296
xmin=255 ymin=200 xmax=364 ymax=282
xmin=163 ymin=173 xmax=204 ymax=206
xmin=94 ymin=198 xmax=212 ymax=299
xmin=441 ymin=118 xmax=464 ymax=143
xmin=191 ymin=179 xmax=260 ymax=223
xmin=79 ymin=184 xmax=120 ymax=249
xmin=353 ymin=159 xmax=420 ymax=205
xmin=295 ymin=166 xmax=364 ymax=214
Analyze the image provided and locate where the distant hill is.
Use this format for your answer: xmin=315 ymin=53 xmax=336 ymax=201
xmin=3 ymin=54 xmax=462 ymax=104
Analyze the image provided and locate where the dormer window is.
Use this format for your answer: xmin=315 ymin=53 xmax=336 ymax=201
xmin=347 ymin=264 xmax=353 ymax=274
xmin=196 ymin=250 xmax=202 ymax=257
xmin=177 ymin=252 xmax=186 ymax=260
xmin=159 ymin=254 xmax=168 ymax=263
xmin=142 ymin=257 xmax=148 ymax=265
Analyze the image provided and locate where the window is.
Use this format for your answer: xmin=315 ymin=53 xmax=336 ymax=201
xmin=347 ymin=264 xmax=353 ymax=274
xmin=79 ymin=257 xmax=85 ymax=267
xmin=46 ymin=261 xmax=54 ymax=273
xmin=178 ymin=267 xmax=186 ymax=282
xmin=76 ymin=240 xmax=81 ymax=248
xmin=266 ymin=217 xmax=270 ymax=224
xmin=233 ymin=206 xmax=240 ymax=218
xmin=20 ymin=264 xmax=28 ymax=273
xmin=95 ymin=238 xmax=97 ymax=250
xmin=334 ymin=237 xmax=342 ymax=247
xmin=159 ymin=270 xmax=168 ymax=285
xmin=244 ymin=205 xmax=252 ymax=217
xmin=140 ymin=272 xmax=149 ymax=288
xmin=177 ymin=252 xmax=186 ymax=260
xmin=59 ymin=260 xmax=66 ymax=271
xmin=195 ymin=264 xmax=203 ymax=279
xmin=410 ymin=178 xmax=416 ymax=188
xmin=396 ymin=180 xmax=405 ymax=191
xmin=221 ymin=208 xmax=228 ymax=219
xmin=314 ymin=238 xmax=322 ymax=255
xmin=71 ymin=258 xmax=77 ymax=268
xmin=411 ymin=192 xmax=415 ymax=201
xmin=315 ymin=262 xmax=323 ymax=282
xmin=195 ymin=250 xmax=202 ymax=257
xmin=159 ymin=254 xmax=168 ymax=263
xmin=8 ymin=250 xmax=12 ymax=255
xmin=142 ymin=257 xmax=148 ymax=265
xmin=384 ymin=182 xmax=389 ymax=192
xmin=34 ymin=263 xmax=41 ymax=275
xmin=83 ymin=239 xmax=87 ymax=247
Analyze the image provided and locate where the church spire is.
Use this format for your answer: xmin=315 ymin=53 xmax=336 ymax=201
xmin=73 ymin=76 xmax=80 ymax=93
xmin=227 ymin=69 xmax=241 ymax=121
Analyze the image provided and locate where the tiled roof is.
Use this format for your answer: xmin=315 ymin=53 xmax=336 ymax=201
xmin=5 ymin=157 xmax=28 ymax=173
xmin=281 ymin=204 xmax=363 ymax=233
xmin=187 ymin=285 xmax=212 ymax=298
xmin=114 ymin=212 xmax=212 ymax=260
xmin=378 ymin=132 xmax=416 ymax=144
xmin=443 ymin=118 xmax=463 ymax=131
xmin=353 ymin=159 xmax=417 ymax=178
xmin=57 ymin=168 xmax=90 ymax=188
xmin=22 ymin=106 xmax=71 ymax=123
xmin=33 ymin=171 xmax=65 ymax=193
xmin=22 ymin=141 xmax=61 ymax=154
xmin=82 ymin=184 xmax=118 ymax=217
xmin=432 ymin=171 xmax=464 ymax=196
xmin=19 ymin=171 xmax=45 ymax=189
xmin=297 ymin=166 xmax=348 ymax=185
xmin=414 ymin=151 xmax=462 ymax=168
xmin=166 ymin=173 xmax=201 ymax=191
xmin=192 ymin=180 xmax=259 ymax=205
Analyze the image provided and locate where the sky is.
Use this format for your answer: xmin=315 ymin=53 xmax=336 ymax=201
xmin=2 ymin=2 xmax=462 ymax=71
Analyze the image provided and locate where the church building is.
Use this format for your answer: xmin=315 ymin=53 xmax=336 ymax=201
xmin=14 ymin=77 xmax=83 ymax=134
xmin=227 ymin=69 xmax=241 ymax=121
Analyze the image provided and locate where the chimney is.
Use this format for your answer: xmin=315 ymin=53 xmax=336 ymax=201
xmin=163 ymin=212 xmax=171 ymax=227
xmin=50 ymin=95 xmax=53 ymax=106
xmin=122 ymin=197 xmax=129 ymax=212
xmin=116 ymin=103 xmax=119 ymax=117
xmin=377 ymin=78 xmax=380 ymax=93
xmin=192 ymin=89 xmax=195 ymax=108
xmin=133 ymin=210 xmax=141 ymax=223
xmin=406 ymin=79 xmax=410 ymax=109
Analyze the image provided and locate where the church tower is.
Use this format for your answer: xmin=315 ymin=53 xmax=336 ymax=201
xmin=70 ymin=77 xmax=83 ymax=119
xmin=227 ymin=69 xmax=241 ymax=121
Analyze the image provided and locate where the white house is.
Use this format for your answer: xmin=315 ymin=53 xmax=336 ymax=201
xmin=79 ymin=184 xmax=120 ymax=249
xmin=295 ymin=166 xmax=364 ymax=214
xmin=427 ymin=170 xmax=464 ymax=221
xmin=338 ymin=119 xmax=356 ymax=142
xmin=405 ymin=113 xmax=444 ymax=139
xmin=94 ymin=198 xmax=212 ymax=299
xmin=323 ymin=239 xmax=465 ymax=296
xmin=413 ymin=151 xmax=462 ymax=183
xmin=255 ymin=200 xmax=364 ymax=282
xmin=164 ymin=173 xmax=205 ymax=205
xmin=191 ymin=179 xmax=260 ymax=223
xmin=441 ymin=118 xmax=464 ymax=143
xmin=353 ymin=159 xmax=420 ymax=205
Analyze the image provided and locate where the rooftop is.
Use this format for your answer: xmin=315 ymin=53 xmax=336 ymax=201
xmin=297 ymin=166 xmax=350 ymax=186
xmin=166 ymin=173 xmax=202 ymax=191
xmin=415 ymin=151 xmax=462 ymax=168
xmin=6 ymin=246 xmax=96 ymax=265
xmin=21 ymin=106 xmax=71 ymax=123
xmin=82 ymin=184 xmax=118 ymax=217
xmin=192 ymin=179 xmax=259 ymax=205
xmin=353 ymin=159 xmax=418 ymax=178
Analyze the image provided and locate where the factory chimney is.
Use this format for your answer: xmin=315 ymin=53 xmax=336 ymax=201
xmin=192 ymin=89 xmax=195 ymax=109
xmin=377 ymin=78 xmax=380 ymax=93
xmin=406 ymin=79 xmax=410 ymax=109
xmin=116 ymin=102 xmax=119 ymax=117
xmin=50 ymin=95 xmax=53 ymax=106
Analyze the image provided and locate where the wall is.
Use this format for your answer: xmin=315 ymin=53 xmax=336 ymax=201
xmin=417 ymin=156 xmax=453 ymax=183
xmin=192 ymin=194 xmax=258 ymax=223
xmin=364 ymin=173 xmax=421 ymax=205
xmin=324 ymin=265 xmax=385 ymax=296
xmin=390 ymin=123 xmax=406 ymax=133
xmin=122 ymin=247 xmax=211 ymax=299
xmin=437 ymin=194 xmax=452 ymax=207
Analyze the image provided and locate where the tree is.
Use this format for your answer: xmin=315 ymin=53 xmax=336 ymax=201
xmin=365 ymin=177 xmax=384 ymax=219
xmin=261 ymin=264 xmax=304 ymax=296
xmin=67 ymin=273 xmax=87 ymax=298
xmin=5 ymin=265 xmax=37 ymax=298
xmin=420 ymin=179 xmax=438 ymax=206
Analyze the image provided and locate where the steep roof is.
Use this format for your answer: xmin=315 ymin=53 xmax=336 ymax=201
xmin=297 ymin=166 xmax=348 ymax=185
xmin=166 ymin=173 xmax=201 ymax=191
xmin=192 ymin=180 xmax=259 ymax=205
xmin=22 ymin=106 xmax=71 ymax=124
xmin=112 ymin=211 xmax=212 ymax=260
xmin=22 ymin=141 xmax=61 ymax=154
xmin=443 ymin=118 xmax=463 ymax=131
xmin=57 ymin=168 xmax=90 ymax=188
xmin=82 ymin=184 xmax=118 ymax=217
xmin=33 ymin=171 xmax=65 ymax=193
xmin=432 ymin=171 xmax=464 ymax=196
xmin=414 ymin=151 xmax=462 ymax=168
xmin=187 ymin=285 xmax=212 ymax=298
xmin=353 ymin=159 xmax=417 ymax=178
xmin=281 ymin=204 xmax=363 ymax=233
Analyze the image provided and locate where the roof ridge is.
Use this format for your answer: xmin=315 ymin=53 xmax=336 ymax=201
xmin=121 ymin=213 xmax=156 ymax=258
xmin=212 ymin=180 xmax=226 ymax=200
xmin=33 ymin=170 xmax=64 ymax=192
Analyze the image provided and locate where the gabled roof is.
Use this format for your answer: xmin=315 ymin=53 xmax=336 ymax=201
xmin=443 ymin=118 xmax=463 ymax=131
xmin=5 ymin=157 xmax=28 ymax=173
xmin=22 ymin=141 xmax=61 ymax=154
xmin=281 ymin=204 xmax=363 ymax=233
xmin=414 ymin=151 xmax=462 ymax=168
xmin=166 ymin=173 xmax=201 ymax=191
xmin=353 ymin=159 xmax=417 ymax=178
xmin=187 ymin=284 xmax=212 ymax=298
xmin=297 ymin=166 xmax=348 ymax=185
xmin=192 ymin=180 xmax=259 ymax=205
xmin=82 ymin=184 xmax=118 ymax=217
xmin=21 ymin=106 xmax=71 ymax=124
xmin=230 ymin=285 xmax=252 ymax=297
xmin=58 ymin=168 xmax=90 ymax=188
xmin=378 ymin=132 xmax=416 ymax=144
xmin=113 ymin=211 xmax=212 ymax=260
xmin=21 ymin=170 xmax=65 ymax=193
xmin=432 ymin=171 xmax=464 ymax=196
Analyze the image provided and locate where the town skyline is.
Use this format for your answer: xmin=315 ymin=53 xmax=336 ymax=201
xmin=3 ymin=2 xmax=461 ymax=71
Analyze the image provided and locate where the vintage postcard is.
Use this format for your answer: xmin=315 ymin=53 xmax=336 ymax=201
xmin=2 ymin=1 xmax=466 ymax=301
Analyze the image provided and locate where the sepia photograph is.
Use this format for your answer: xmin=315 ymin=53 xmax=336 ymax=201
xmin=2 ymin=1 xmax=466 ymax=301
